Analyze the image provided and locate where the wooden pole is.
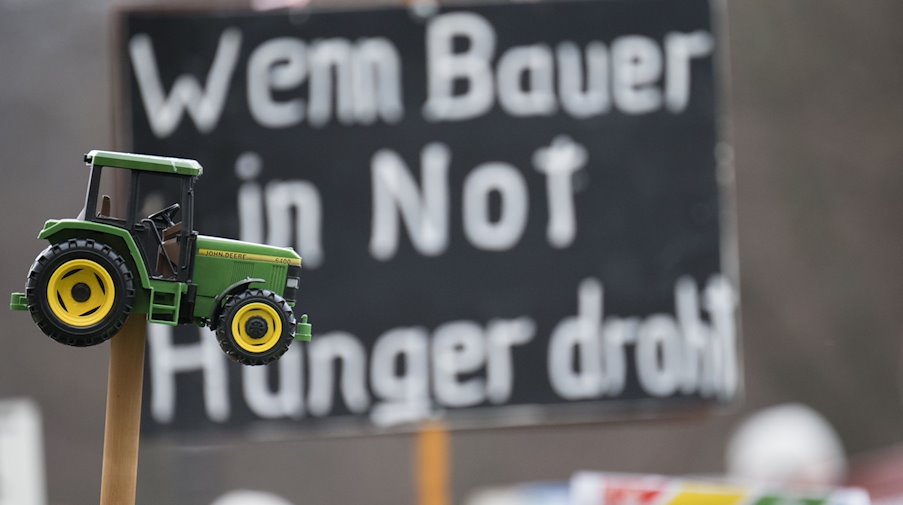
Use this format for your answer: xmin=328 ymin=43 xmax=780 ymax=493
xmin=99 ymin=316 xmax=146 ymax=505
xmin=416 ymin=422 xmax=451 ymax=505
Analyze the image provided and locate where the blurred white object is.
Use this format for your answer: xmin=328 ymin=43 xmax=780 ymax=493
xmin=726 ymin=403 xmax=847 ymax=486
xmin=212 ymin=490 xmax=296 ymax=505
xmin=0 ymin=398 xmax=46 ymax=505
xmin=251 ymin=0 xmax=310 ymax=11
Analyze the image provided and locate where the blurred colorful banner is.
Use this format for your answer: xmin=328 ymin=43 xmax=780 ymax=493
xmin=571 ymin=473 xmax=871 ymax=505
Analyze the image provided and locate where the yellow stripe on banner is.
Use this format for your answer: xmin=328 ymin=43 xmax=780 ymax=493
xmin=416 ymin=422 xmax=451 ymax=505
xmin=668 ymin=485 xmax=748 ymax=505
xmin=197 ymin=248 xmax=301 ymax=266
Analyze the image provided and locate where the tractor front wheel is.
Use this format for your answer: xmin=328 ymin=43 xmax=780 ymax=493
xmin=216 ymin=289 xmax=296 ymax=366
xmin=25 ymin=238 xmax=136 ymax=346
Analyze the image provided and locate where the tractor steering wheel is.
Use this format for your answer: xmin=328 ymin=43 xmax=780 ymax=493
xmin=147 ymin=203 xmax=181 ymax=228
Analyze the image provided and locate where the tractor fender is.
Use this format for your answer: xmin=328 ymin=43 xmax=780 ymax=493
xmin=38 ymin=219 xmax=152 ymax=289
xmin=209 ymin=277 xmax=266 ymax=330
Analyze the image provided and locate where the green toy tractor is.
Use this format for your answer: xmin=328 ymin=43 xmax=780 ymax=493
xmin=10 ymin=150 xmax=311 ymax=366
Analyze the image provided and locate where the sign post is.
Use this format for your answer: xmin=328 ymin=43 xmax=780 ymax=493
xmin=416 ymin=422 xmax=452 ymax=505
xmin=99 ymin=316 xmax=146 ymax=505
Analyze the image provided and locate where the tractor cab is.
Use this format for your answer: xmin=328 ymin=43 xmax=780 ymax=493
xmin=81 ymin=150 xmax=200 ymax=282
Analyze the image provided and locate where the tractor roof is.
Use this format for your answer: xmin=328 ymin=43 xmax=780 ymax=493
xmin=85 ymin=150 xmax=203 ymax=177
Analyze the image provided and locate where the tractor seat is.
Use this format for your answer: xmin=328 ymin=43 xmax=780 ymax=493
xmin=161 ymin=222 xmax=182 ymax=241
xmin=156 ymin=240 xmax=181 ymax=278
xmin=155 ymin=223 xmax=183 ymax=278
xmin=97 ymin=195 xmax=112 ymax=217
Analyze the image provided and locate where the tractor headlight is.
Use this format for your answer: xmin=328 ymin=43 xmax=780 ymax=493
xmin=284 ymin=265 xmax=302 ymax=305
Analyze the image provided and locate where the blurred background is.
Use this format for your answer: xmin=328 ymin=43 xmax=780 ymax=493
xmin=1 ymin=0 xmax=902 ymax=504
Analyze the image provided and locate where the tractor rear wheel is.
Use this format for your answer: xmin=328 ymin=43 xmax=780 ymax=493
xmin=216 ymin=289 xmax=296 ymax=366
xmin=25 ymin=238 xmax=136 ymax=346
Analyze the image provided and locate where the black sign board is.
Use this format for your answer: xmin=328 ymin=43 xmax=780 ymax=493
xmin=119 ymin=0 xmax=738 ymax=435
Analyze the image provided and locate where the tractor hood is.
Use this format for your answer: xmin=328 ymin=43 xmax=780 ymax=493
xmin=195 ymin=236 xmax=301 ymax=266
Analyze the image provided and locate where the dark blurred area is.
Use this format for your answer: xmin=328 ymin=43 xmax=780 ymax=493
xmin=0 ymin=0 xmax=901 ymax=504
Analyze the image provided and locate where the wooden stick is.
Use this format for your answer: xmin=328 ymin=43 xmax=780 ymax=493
xmin=99 ymin=316 xmax=146 ymax=505
xmin=416 ymin=421 xmax=451 ymax=505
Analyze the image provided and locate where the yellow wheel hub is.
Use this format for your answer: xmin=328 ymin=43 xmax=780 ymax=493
xmin=46 ymin=259 xmax=116 ymax=328
xmin=231 ymin=302 xmax=282 ymax=354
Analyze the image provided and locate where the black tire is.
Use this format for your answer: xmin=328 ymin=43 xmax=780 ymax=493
xmin=216 ymin=289 xmax=296 ymax=366
xmin=25 ymin=238 xmax=136 ymax=346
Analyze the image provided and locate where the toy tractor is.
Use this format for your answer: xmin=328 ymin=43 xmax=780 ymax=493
xmin=10 ymin=150 xmax=311 ymax=366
